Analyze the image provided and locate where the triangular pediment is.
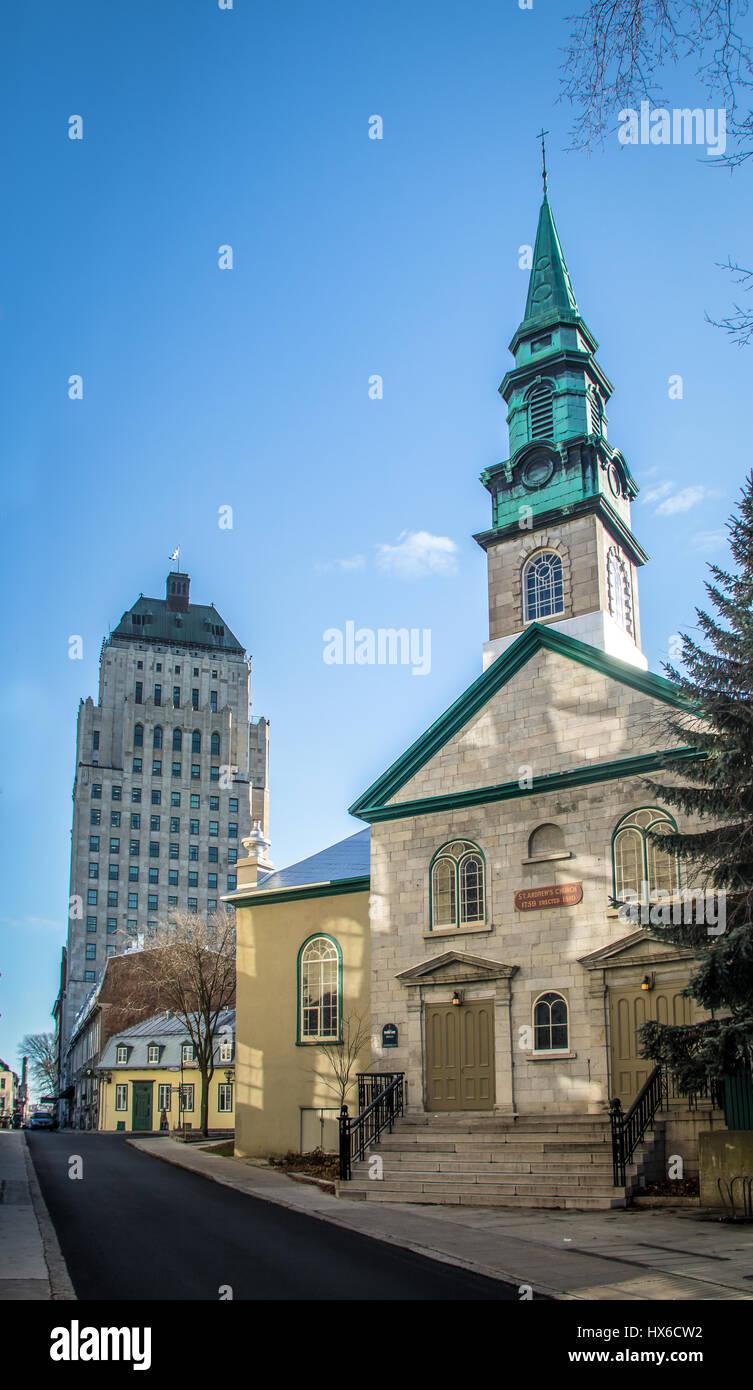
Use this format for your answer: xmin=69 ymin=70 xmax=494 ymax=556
xmin=349 ymin=624 xmax=698 ymax=823
xmin=396 ymin=951 xmax=518 ymax=986
xmin=579 ymin=929 xmax=699 ymax=970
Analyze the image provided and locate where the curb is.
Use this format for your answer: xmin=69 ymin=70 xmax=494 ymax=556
xmin=23 ymin=1135 xmax=76 ymax=1301
xmin=126 ymin=1138 xmax=569 ymax=1300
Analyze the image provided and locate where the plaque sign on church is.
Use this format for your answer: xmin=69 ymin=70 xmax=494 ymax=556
xmin=514 ymin=883 xmax=583 ymax=912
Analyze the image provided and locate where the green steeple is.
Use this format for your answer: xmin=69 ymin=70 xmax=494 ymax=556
xmin=522 ymin=195 xmax=579 ymax=325
xmin=475 ymin=190 xmax=645 ymax=570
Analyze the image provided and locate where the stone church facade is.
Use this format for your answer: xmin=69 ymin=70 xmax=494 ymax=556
xmin=347 ymin=189 xmax=717 ymax=1180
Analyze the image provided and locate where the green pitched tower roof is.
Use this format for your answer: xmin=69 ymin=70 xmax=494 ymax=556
xmin=522 ymin=194 xmax=579 ymax=325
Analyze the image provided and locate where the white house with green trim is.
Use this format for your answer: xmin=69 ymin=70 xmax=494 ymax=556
xmin=340 ymin=188 xmax=723 ymax=1206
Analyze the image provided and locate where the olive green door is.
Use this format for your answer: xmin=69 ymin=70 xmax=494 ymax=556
xmin=132 ymin=1082 xmax=154 ymax=1132
xmin=425 ymin=1000 xmax=495 ymax=1110
xmin=610 ymin=984 xmax=694 ymax=1105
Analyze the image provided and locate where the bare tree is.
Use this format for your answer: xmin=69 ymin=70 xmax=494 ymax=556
xmin=560 ymin=1 xmax=753 ymax=342
xmin=310 ymin=1012 xmax=371 ymax=1112
xmin=127 ymin=912 xmax=236 ymax=1137
xmin=18 ymin=1033 xmax=58 ymax=1096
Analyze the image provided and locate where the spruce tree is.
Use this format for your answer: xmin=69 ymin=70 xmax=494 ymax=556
xmin=638 ymin=473 xmax=753 ymax=1093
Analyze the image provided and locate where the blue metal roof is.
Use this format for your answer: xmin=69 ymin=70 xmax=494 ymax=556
xmin=255 ymin=828 xmax=370 ymax=893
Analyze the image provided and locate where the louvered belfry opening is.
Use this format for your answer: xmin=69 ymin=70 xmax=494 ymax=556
xmin=528 ymin=382 xmax=554 ymax=440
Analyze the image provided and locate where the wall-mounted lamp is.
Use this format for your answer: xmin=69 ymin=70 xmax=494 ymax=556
xmin=451 ymin=990 xmax=464 ymax=1007
xmin=641 ymin=973 xmax=655 ymax=992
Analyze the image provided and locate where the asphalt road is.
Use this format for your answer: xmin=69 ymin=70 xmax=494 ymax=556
xmin=27 ymin=1133 xmax=518 ymax=1300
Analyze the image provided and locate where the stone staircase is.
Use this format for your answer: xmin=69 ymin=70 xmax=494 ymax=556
xmin=339 ymin=1111 xmax=656 ymax=1209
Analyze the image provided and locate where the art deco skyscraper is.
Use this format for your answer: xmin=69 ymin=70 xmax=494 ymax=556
xmin=55 ymin=570 xmax=269 ymax=1066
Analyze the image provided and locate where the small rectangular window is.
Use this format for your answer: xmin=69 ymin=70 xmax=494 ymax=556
xmin=151 ymin=790 xmax=161 ymax=805
xmin=228 ymin=823 xmax=238 ymax=838
xmin=169 ymin=843 xmax=179 ymax=859
xmin=128 ymin=892 xmax=138 ymax=909
xmin=190 ymin=794 xmax=200 ymax=809
xmin=154 ymin=685 xmax=162 ymax=706
xmin=217 ymin=1083 xmax=233 ymax=1113
xmin=110 ymin=838 xmax=120 ymax=854
xmin=88 ymin=889 xmax=98 ymax=905
xmin=208 ymin=846 xmax=218 ymax=863
xmin=92 ymin=784 xmax=102 ymax=799
xmin=152 ymin=760 xmax=162 ymax=776
xmin=189 ymin=870 xmax=198 ymax=887
xmin=171 ymin=792 xmax=181 ymax=807
xmin=150 ymin=815 xmax=160 ymax=831
xmin=210 ymin=692 xmax=218 ymax=713
xmin=148 ymin=894 xmax=158 ymax=910
xmin=85 ymin=970 xmax=95 ymax=982
xmin=86 ymin=917 xmax=97 ymax=932
xmin=188 ymin=897 xmax=198 ymax=911
xmin=189 ymin=844 xmax=199 ymax=861
xmin=228 ymin=847 xmax=237 ymax=865
xmin=130 ymin=840 xmax=140 ymax=856
xmin=208 ymin=872 xmax=217 ymax=890
xmin=191 ymin=689 xmax=199 ymax=709
xmin=90 ymin=809 xmax=101 ymax=825
xmin=115 ymin=1083 xmax=128 ymax=1110
xmin=173 ymin=688 xmax=180 ymax=708
xmin=92 ymin=731 xmax=100 ymax=750
xmin=168 ymin=895 xmax=178 ymax=907
xmin=228 ymin=798 xmax=238 ymax=813
xmin=107 ymin=890 xmax=118 ymax=907
xmin=149 ymin=841 xmax=159 ymax=858
xmin=191 ymin=764 xmax=200 ymax=780
xmin=172 ymin=762 xmax=181 ymax=778
xmin=107 ymin=919 xmax=117 ymax=933
xmin=111 ymin=811 xmax=121 ymax=827
xmin=147 ymin=1044 xmax=160 ymax=1064
xmin=89 ymin=835 xmax=100 ymax=852
xmin=89 ymin=863 xmax=99 ymax=879
xmin=189 ymin=819 xmax=199 ymax=836
xmin=86 ymin=943 xmax=96 ymax=960
xmin=170 ymin=817 xmax=180 ymax=833
xmin=129 ymin=865 xmax=138 ymax=882
xmin=209 ymin=821 xmax=219 ymax=837
xmin=108 ymin=864 xmax=119 ymax=881
xmin=135 ymin=683 xmax=143 ymax=704
xmin=226 ymin=874 xmax=237 ymax=891
xmin=149 ymin=867 xmax=158 ymax=884
xmin=112 ymin=785 xmax=121 ymax=801
xmin=132 ymin=788 xmax=142 ymax=804
xmin=133 ymin=758 xmax=143 ymax=773
xmin=168 ymin=869 xmax=178 ymax=886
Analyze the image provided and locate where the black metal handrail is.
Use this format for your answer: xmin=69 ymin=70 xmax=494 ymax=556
xmin=610 ymin=1065 xmax=725 ymax=1186
xmin=339 ymin=1073 xmax=404 ymax=1181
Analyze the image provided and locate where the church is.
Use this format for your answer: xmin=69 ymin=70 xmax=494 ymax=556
xmin=229 ymin=185 xmax=723 ymax=1206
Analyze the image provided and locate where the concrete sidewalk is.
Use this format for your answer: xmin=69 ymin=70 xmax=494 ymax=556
xmin=0 ymin=1132 xmax=74 ymax=1300
xmin=128 ymin=1136 xmax=753 ymax=1301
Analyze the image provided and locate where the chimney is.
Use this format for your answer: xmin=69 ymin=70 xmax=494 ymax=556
xmin=166 ymin=572 xmax=190 ymax=613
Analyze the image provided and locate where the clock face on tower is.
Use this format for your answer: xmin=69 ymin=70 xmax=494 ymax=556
xmin=521 ymin=453 xmax=554 ymax=490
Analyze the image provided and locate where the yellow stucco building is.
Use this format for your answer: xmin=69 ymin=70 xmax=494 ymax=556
xmin=95 ymin=1010 xmax=236 ymax=1133
xmin=226 ymin=828 xmax=371 ymax=1156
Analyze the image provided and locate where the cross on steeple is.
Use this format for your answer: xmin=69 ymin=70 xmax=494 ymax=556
xmin=536 ymin=128 xmax=549 ymax=195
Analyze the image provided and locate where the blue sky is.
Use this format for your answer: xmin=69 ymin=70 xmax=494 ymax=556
xmin=1 ymin=0 xmax=751 ymax=1072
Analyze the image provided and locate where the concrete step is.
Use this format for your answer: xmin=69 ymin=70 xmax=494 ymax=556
xmin=340 ymin=1189 xmax=626 ymax=1209
xmin=361 ymin=1150 xmax=619 ymax=1173
xmin=348 ymin=1174 xmax=622 ymax=1194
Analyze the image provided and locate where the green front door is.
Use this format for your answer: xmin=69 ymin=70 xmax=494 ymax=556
xmin=132 ymin=1082 xmax=154 ymax=1132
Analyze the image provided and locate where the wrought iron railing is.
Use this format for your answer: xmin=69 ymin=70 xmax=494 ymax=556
xmin=339 ymin=1073 xmax=404 ymax=1181
xmin=610 ymin=1065 xmax=725 ymax=1186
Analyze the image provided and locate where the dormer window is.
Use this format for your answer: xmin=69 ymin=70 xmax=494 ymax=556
xmin=116 ymin=1045 xmax=128 ymax=1064
xmin=147 ymin=1044 xmax=160 ymax=1064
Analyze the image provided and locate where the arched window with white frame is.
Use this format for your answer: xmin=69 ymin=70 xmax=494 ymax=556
xmin=430 ymin=841 xmax=485 ymax=929
xmin=612 ymin=808 xmax=680 ymax=902
xmin=298 ymin=936 xmax=341 ymax=1042
xmin=522 ymin=550 xmax=564 ymax=622
xmin=533 ymin=991 xmax=569 ymax=1053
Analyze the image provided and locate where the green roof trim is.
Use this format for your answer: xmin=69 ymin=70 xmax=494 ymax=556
xmin=351 ymin=748 xmax=704 ymax=825
xmin=348 ymin=623 xmax=695 ymax=819
xmin=223 ymin=874 xmax=370 ymax=909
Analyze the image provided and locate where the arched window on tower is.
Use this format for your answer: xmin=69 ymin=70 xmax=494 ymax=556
xmin=527 ymin=382 xmax=554 ymax=440
xmin=607 ymin=548 xmax=633 ymax=635
xmin=192 ymin=731 xmax=201 ymax=754
xmin=134 ymin=724 xmax=144 ymax=748
xmin=522 ymin=551 xmax=564 ymax=622
xmin=153 ymin=726 xmax=163 ymax=750
xmin=172 ymin=729 xmax=182 ymax=752
xmin=210 ymin=732 xmax=220 ymax=758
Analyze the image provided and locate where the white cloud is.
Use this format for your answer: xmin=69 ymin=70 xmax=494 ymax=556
xmin=692 ymin=529 xmax=728 ymax=553
xmin=641 ymin=481 xmax=674 ymax=506
xmin=375 ymin=530 xmax=458 ymax=579
xmin=315 ymin=555 xmax=366 ymax=574
xmin=655 ymin=485 xmax=719 ymax=516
